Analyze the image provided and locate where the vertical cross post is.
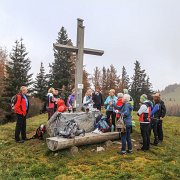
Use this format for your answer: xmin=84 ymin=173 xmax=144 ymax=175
xmin=75 ymin=19 xmax=85 ymax=111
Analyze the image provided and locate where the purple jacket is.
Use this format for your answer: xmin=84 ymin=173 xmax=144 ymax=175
xmin=67 ymin=94 xmax=75 ymax=107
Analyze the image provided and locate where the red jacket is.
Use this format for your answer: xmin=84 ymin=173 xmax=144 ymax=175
xmin=57 ymin=99 xmax=66 ymax=113
xmin=115 ymin=98 xmax=123 ymax=118
xmin=14 ymin=94 xmax=29 ymax=116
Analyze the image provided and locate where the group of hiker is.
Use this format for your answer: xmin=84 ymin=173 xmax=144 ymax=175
xmin=13 ymin=85 xmax=166 ymax=156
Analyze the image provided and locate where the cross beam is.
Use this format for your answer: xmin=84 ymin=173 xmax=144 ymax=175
xmin=53 ymin=44 xmax=104 ymax=56
xmin=54 ymin=18 xmax=104 ymax=111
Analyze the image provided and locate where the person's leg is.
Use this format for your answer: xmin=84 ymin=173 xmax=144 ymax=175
xmin=140 ymin=123 xmax=147 ymax=150
xmin=146 ymin=124 xmax=150 ymax=150
xmin=126 ymin=126 xmax=132 ymax=151
xmin=48 ymin=108 xmax=54 ymax=120
xmin=21 ymin=116 xmax=27 ymax=140
xmin=48 ymin=108 xmax=51 ymax=120
xmin=96 ymin=105 xmax=101 ymax=111
xmin=157 ymin=120 xmax=163 ymax=142
xmin=153 ymin=120 xmax=159 ymax=145
xmin=121 ymin=132 xmax=127 ymax=154
xmin=112 ymin=112 xmax=116 ymax=128
xmin=106 ymin=111 xmax=111 ymax=120
xmin=15 ymin=114 xmax=23 ymax=141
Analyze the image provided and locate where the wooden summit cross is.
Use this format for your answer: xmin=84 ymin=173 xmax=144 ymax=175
xmin=54 ymin=18 xmax=104 ymax=111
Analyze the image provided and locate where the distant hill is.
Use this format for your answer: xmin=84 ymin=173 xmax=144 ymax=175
xmin=161 ymin=83 xmax=180 ymax=104
xmin=161 ymin=84 xmax=180 ymax=116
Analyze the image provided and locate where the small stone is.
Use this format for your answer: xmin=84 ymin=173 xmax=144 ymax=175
xmin=97 ymin=146 xmax=105 ymax=152
xmin=105 ymin=140 xmax=113 ymax=148
xmin=113 ymin=141 xmax=121 ymax=145
xmin=54 ymin=153 xmax=58 ymax=157
xmin=131 ymin=139 xmax=136 ymax=142
xmin=70 ymin=146 xmax=79 ymax=155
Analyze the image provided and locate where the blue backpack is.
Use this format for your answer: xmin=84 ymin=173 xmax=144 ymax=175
xmin=95 ymin=116 xmax=110 ymax=132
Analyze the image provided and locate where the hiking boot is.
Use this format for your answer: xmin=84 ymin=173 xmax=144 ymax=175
xmin=127 ymin=149 xmax=133 ymax=154
xmin=22 ymin=138 xmax=30 ymax=141
xmin=117 ymin=151 xmax=126 ymax=155
xmin=137 ymin=148 xmax=146 ymax=152
xmin=15 ymin=140 xmax=24 ymax=143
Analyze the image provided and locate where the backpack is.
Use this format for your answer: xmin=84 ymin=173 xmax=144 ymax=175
xmin=54 ymin=119 xmax=85 ymax=138
xmin=32 ymin=124 xmax=46 ymax=140
xmin=98 ymin=116 xmax=110 ymax=133
xmin=116 ymin=114 xmax=126 ymax=133
xmin=11 ymin=94 xmax=23 ymax=110
xmin=159 ymin=101 xmax=166 ymax=118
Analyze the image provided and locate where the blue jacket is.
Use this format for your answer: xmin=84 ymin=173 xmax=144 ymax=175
xmin=151 ymin=103 xmax=160 ymax=118
xmin=115 ymin=103 xmax=133 ymax=126
xmin=104 ymin=96 xmax=118 ymax=111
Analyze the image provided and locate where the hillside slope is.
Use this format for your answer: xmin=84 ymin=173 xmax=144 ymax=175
xmin=161 ymin=84 xmax=180 ymax=104
xmin=0 ymin=114 xmax=180 ymax=179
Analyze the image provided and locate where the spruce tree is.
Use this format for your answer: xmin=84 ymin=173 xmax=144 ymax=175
xmin=101 ymin=66 xmax=107 ymax=95
xmin=121 ymin=66 xmax=130 ymax=91
xmin=33 ymin=62 xmax=48 ymax=101
xmin=109 ymin=64 xmax=118 ymax=90
xmin=49 ymin=27 xmax=72 ymax=89
xmin=5 ymin=39 xmax=33 ymax=97
xmin=92 ymin=66 xmax=101 ymax=89
xmin=130 ymin=60 xmax=152 ymax=110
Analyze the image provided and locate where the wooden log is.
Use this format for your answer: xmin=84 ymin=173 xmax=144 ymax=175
xmin=46 ymin=132 xmax=120 ymax=151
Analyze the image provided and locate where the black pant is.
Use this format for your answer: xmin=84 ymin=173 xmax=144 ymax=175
xmin=150 ymin=119 xmax=159 ymax=144
xmin=93 ymin=104 xmax=101 ymax=111
xmin=140 ymin=123 xmax=150 ymax=150
xmin=15 ymin=114 xmax=27 ymax=141
xmin=157 ymin=120 xmax=163 ymax=141
xmin=106 ymin=111 xmax=116 ymax=127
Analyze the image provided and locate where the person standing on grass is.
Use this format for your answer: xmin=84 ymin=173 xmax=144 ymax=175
xmin=115 ymin=93 xmax=124 ymax=119
xmin=47 ymin=87 xmax=55 ymax=120
xmin=67 ymin=89 xmax=76 ymax=113
xmin=53 ymin=89 xmax=60 ymax=112
xmin=150 ymin=93 xmax=163 ymax=145
xmin=14 ymin=86 xmax=29 ymax=143
xmin=123 ymin=89 xmax=134 ymax=107
xmin=83 ymin=89 xmax=93 ymax=111
xmin=92 ymin=87 xmax=104 ymax=111
xmin=137 ymin=94 xmax=152 ymax=151
xmin=104 ymin=89 xmax=117 ymax=129
xmin=115 ymin=94 xmax=133 ymax=155
xmin=152 ymin=93 xmax=166 ymax=143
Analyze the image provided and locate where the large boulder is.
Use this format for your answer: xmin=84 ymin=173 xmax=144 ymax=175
xmin=47 ymin=110 xmax=101 ymax=137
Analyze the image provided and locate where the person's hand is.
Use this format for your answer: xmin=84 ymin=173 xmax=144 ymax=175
xmin=109 ymin=101 xmax=112 ymax=105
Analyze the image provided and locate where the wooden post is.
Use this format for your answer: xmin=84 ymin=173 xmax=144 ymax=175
xmin=75 ymin=19 xmax=84 ymax=110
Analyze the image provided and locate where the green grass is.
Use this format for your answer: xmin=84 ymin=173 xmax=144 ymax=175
xmin=0 ymin=113 xmax=180 ymax=179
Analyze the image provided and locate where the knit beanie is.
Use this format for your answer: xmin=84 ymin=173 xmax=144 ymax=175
xmin=140 ymin=94 xmax=148 ymax=103
xmin=123 ymin=89 xmax=129 ymax=94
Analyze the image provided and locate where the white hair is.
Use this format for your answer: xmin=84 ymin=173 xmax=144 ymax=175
xmin=117 ymin=93 xmax=123 ymax=98
xmin=123 ymin=94 xmax=130 ymax=102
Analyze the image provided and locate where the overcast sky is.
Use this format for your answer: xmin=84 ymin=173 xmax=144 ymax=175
xmin=0 ymin=0 xmax=180 ymax=90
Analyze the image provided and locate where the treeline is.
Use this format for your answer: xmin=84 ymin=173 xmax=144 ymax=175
xmin=92 ymin=61 xmax=153 ymax=110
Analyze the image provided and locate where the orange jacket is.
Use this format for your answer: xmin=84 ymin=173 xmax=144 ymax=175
xmin=57 ymin=99 xmax=66 ymax=113
xmin=14 ymin=94 xmax=29 ymax=116
xmin=115 ymin=98 xmax=123 ymax=118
